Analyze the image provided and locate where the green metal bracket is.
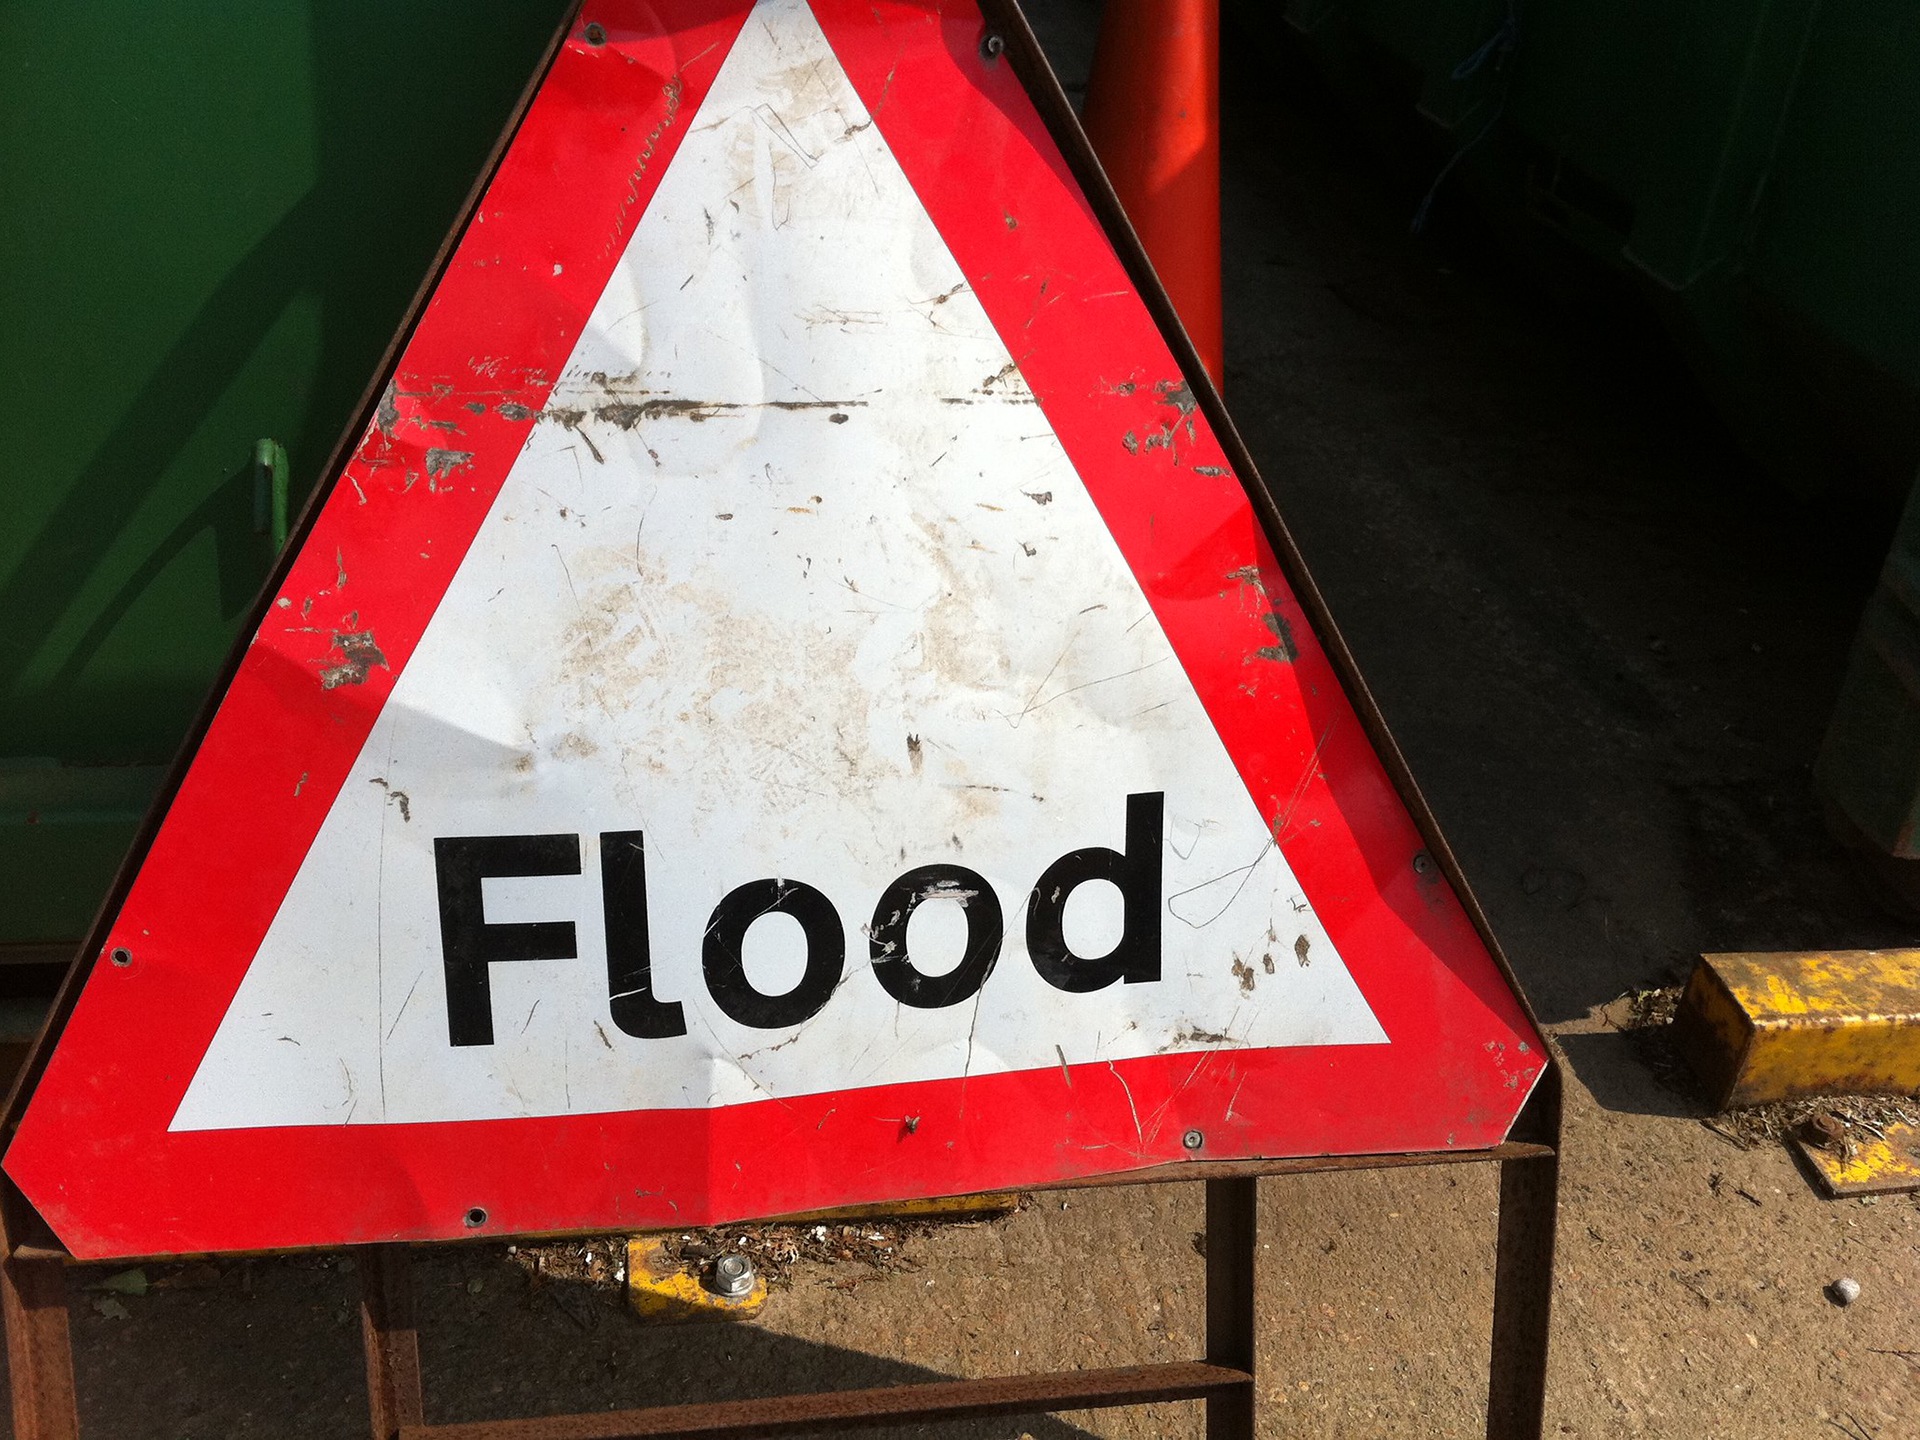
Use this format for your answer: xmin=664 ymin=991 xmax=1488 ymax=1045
xmin=252 ymin=438 xmax=290 ymax=554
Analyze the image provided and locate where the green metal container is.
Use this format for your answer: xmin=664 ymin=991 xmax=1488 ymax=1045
xmin=1 ymin=2 xmax=569 ymax=959
xmin=1273 ymin=0 xmax=1920 ymax=510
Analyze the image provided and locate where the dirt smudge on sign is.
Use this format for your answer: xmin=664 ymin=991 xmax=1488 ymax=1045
xmin=1256 ymin=611 xmax=1298 ymax=663
xmin=319 ymin=630 xmax=387 ymax=690
xmin=425 ymin=448 xmax=473 ymax=481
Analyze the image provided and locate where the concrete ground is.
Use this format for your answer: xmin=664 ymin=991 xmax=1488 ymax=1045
xmin=19 ymin=2 xmax=1920 ymax=1436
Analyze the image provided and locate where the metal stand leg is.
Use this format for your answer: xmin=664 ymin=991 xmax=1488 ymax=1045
xmin=360 ymin=1245 xmax=424 ymax=1440
xmin=1 ymin=1251 xmax=78 ymax=1440
xmin=0 ymin=1182 xmax=78 ymax=1440
xmin=1486 ymin=1068 xmax=1561 ymax=1440
xmin=1203 ymin=1176 xmax=1257 ymax=1440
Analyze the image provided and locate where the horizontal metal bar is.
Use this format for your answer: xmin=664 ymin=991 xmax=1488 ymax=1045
xmin=1031 ymin=1140 xmax=1555 ymax=1195
xmin=398 ymin=1361 xmax=1251 ymax=1439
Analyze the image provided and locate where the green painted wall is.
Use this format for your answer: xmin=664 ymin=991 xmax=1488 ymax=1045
xmin=1 ymin=2 xmax=569 ymax=945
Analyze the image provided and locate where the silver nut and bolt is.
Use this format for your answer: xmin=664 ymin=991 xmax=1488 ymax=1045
xmin=584 ymin=21 xmax=607 ymax=45
xmin=980 ymin=32 xmax=1005 ymax=60
xmin=1182 ymin=1129 xmax=1205 ymax=1151
xmin=708 ymin=1253 xmax=756 ymax=1298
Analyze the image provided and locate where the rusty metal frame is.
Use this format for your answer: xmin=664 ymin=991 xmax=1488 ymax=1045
xmin=0 ymin=1075 xmax=1557 ymax=1439
xmin=0 ymin=3 xmax=1562 ymax=1436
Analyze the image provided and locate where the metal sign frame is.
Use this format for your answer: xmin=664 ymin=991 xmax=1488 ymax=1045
xmin=0 ymin=1 xmax=1560 ymax=1433
xmin=3 ymin=1074 xmax=1557 ymax=1440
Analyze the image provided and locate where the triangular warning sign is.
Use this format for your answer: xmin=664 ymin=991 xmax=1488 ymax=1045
xmin=6 ymin=0 xmax=1543 ymax=1259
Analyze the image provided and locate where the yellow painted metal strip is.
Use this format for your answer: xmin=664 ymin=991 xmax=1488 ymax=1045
xmin=1676 ymin=950 xmax=1920 ymax=1108
xmin=1795 ymin=1121 xmax=1920 ymax=1197
xmin=626 ymin=1239 xmax=766 ymax=1325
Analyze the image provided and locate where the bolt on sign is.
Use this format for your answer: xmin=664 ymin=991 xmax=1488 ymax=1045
xmin=5 ymin=0 xmax=1544 ymax=1259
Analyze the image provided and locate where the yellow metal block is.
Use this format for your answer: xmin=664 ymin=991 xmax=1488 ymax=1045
xmin=1676 ymin=950 xmax=1920 ymax=1108
xmin=1795 ymin=1121 xmax=1920 ymax=1197
xmin=625 ymin=1239 xmax=766 ymax=1324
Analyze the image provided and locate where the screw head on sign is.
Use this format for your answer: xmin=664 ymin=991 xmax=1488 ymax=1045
xmin=463 ymin=1206 xmax=488 ymax=1229
xmin=109 ymin=947 xmax=132 ymax=968
xmin=709 ymin=1253 xmax=756 ymax=1298
xmin=1412 ymin=852 xmax=1433 ymax=875
xmin=980 ymin=32 xmax=1005 ymax=61
xmin=583 ymin=21 xmax=607 ymax=45
xmin=1182 ymin=1129 xmax=1205 ymax=1151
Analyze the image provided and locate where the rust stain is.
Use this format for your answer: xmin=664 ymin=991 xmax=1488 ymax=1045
xmin=319 ymin=630 xmax=387 ymax=690
xmin=1230 ymin=955 xmax=1256 ymax=994
xmin=1294 ymin=935 xmax=1311 ymax=967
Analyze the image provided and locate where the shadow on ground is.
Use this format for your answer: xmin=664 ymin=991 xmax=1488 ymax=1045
xmin=1212 ymin=5 xmax=1915 ymax=1121
xmin=40 ymin=1247 xmax=1127 ymax=1439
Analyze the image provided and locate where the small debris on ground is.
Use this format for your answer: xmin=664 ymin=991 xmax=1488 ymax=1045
xmin=1618 ymin=985 xmax=1681 ymax=1031
xmin=655 ymin=1204 xmax=1022 ymax=1291
xmin=154 ymin=1263 xmax=223 ymax=1291
xmin=506 ymin=1236 xmax=626 ymax=1291
xmin=504 ymin=1236 xmax=630 ymax=1329
xmin=1605 ymin=984 xmax=1695 ymax=1095
xmin=1829 ymin=1276 xmax=1862 ymax=1306
xmin=87 ymin=1268 xmax=148 ymax=1297
xmin=506 ymin=1203 xmax=1022 ymax=1306
xmin=1605 ymin=984 xmax=1920 ymax=1184
xmin=1703 ymin=1094 xmax=1920 ymax=1153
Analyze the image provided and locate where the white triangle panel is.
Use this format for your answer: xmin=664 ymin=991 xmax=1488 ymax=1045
xmin=173 ymin=0 xmax=1384 ymax=1132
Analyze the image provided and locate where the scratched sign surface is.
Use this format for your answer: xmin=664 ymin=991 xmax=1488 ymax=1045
xmin=7 ymin=0 xmax=1543 ymax=1259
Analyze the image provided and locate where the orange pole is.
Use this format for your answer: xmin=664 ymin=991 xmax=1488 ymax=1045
xmin=1080 ymin=0 xmax=1223 ymax=389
